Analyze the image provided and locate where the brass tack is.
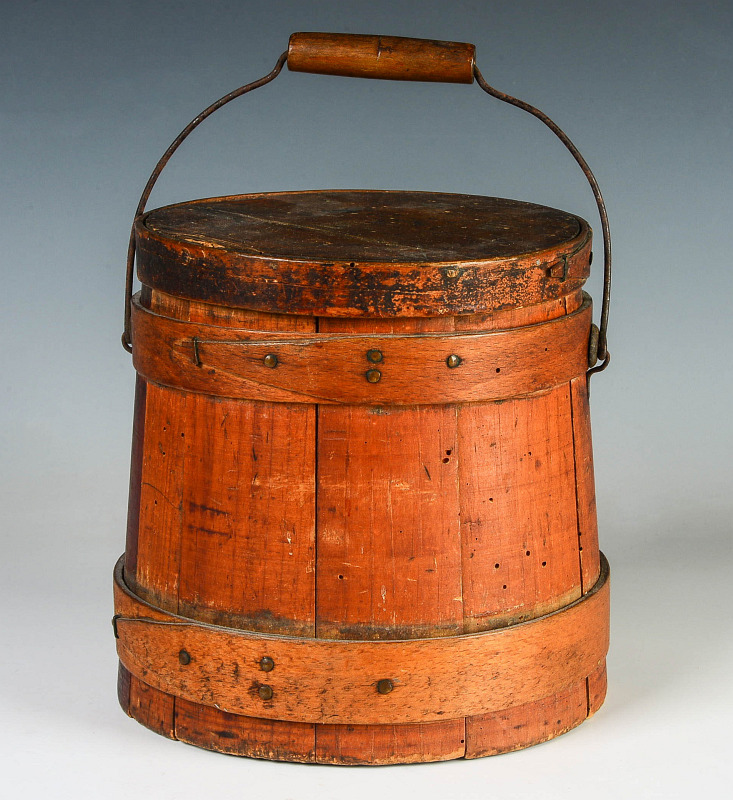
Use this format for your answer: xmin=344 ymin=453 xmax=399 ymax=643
xmin=376 ymin=678 xmax=394 ymax=695
xmin=258 ymin=684 xmax=273 ymax=701
xmin=178 ymin=649 xmax=191 ymax=665
xmin=259 ymin=656 xmax=275 ymax=672
xmin=366 ymin=349 xmax=383 ymax=364
xmin=446 ymin=354 xmax=462 ymax=369
xmin=263 ymin=353 xmax=278 ymax=369
xmin=365 ymin=369 xmax=382 ymax=384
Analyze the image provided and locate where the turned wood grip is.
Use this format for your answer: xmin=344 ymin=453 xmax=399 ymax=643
xmin=287 ymin=32 xmax=475 ymax=84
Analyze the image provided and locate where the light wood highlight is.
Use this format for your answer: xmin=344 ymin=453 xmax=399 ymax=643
xmin=114 ymin=554 xmax=610 ymax=725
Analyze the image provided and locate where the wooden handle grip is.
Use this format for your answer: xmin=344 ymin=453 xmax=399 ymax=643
xmin=287 ymin=32 xmax=475 ymax=84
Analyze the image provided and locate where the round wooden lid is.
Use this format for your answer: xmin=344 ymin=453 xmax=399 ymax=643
xmin=135 ymin=190 xmax=591 ymax=317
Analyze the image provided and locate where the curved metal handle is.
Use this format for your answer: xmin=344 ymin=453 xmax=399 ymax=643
xmin=122 ymin=37 xmax=611 ymax=375
xmin=121 ymin=51 xmax=288 ymax=352
xmin=473 ymin=66 xmax=611 ymax=370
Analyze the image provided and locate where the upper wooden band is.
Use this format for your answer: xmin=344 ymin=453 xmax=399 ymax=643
xmin=287 ymin=33 xmax=476 ymax=84
xmin=114 ymin=554 xmax=609 ymax=726
xmin=131 ymin=294 xmax=593 ymax=405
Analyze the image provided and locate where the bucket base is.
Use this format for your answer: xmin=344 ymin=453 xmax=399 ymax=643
xmin=118 ymin=661 xmax=606 ymax=764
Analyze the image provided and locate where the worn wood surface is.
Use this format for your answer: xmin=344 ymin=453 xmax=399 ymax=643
xmin=465 ymin=679 xmax=590 ymax=758
xmin=313 ymin=313 xmax=465 ymax=759
xmin=458 ymin=291 xmax=597 ymax=755
xmin=119 ymin=190 xmax=607 ymax=762
xmin=123 ymin=291 xmax=318 ymax=758
xmin=287 ymin=33 xmax=475 ymax=84
xmin=115 ymin=554 xmax=609 ymax=724
xmin=135 ymin=192 xmax=591 ymax=316
xmin=130 ymin=293 xmax=592 ymax=404
xmin=571 ymin=375 xmax=602 ymax=591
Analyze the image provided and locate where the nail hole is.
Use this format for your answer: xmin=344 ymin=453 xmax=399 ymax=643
xmin=502 ymin=584 xmax=507 ymax=590
xmin=445 ymin=449 xmax=452 ymax=456
xmin=494 ymin=563 xmax=500 ymax=569
xmin=526 ymin=550 xmax=531 ymax=556
xmin=338 ymin=574 xmax=344 ymax=580
xmin=495 ymin=368 xmax=501 ymax=373
xmin=442 ymin=457 xmax=450 ymax=463
xmin=542 ymin=561 xmax=547 ymax=567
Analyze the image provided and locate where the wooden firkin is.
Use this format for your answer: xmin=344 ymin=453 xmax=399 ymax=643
xmin=114 ymin=33 xmax=611 ymax=765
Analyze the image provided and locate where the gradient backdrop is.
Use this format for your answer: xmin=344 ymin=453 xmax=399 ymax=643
xmin=2 ymin=1 xmax=731 ymax=798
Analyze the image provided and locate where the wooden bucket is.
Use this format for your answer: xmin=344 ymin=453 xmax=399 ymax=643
xmin=114 ymin=33 xmax=612 ymax=764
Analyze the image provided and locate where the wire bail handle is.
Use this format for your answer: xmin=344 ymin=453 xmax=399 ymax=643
xmin=122 ymin=33 xmax=611 ymax=376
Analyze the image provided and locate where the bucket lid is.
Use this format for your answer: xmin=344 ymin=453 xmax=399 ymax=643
xmin=135 ymin=190 xmax=591 ymax=317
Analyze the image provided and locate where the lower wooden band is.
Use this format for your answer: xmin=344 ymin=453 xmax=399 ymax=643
xmin=131 ymin=293 xmax=593 ymax=405
xmin=114 ymin=554 xmax=609 ymax=726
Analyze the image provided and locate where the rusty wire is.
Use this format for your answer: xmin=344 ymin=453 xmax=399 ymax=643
xmin=474 ymin=64 xmax=611 ymax=368
xmin=122 ymin=51 xmax=611 ymax=378
xmin=121 ymin=51 xmax=288 ymax=352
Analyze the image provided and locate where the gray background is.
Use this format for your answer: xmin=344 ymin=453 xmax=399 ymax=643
xmin=2 ymin=1 xmax=731 ymax=797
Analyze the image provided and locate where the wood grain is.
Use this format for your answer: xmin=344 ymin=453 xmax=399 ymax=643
xmin=571 ymin=375 xmax=601 ymax=590
xmin=114 ymin=554 xmax=610 ymax=724
xmin=122 ymin=291 xmax=318 ymax=758
xmin=128 ymin=672 xmax=176 ymax=739
xmin=125 ymin=382 xmax=187 ymax=612
xmin=174 ymin=698 xmax=316 ymax=762
xmin=314 ymin=313 xmax=465 ymax=759
xmin=314 ymin=720 xmax=466 ymax=765
xmin=287 ymin=33 xmax=476 ymax=84
xmin=456 ymin=292 xmax=596 ymax=756
xmin=130 ymin=293 xmax=593 ymax=405
xmin=465 ymin=680 xmax=589 ymax=758
xmin=136 ymin=192 xmax=591 ymax=316
xmin=118 ymin=187 xmax=608 ymax=762
xmin=588 ymin=661 xmax=608 ymax=716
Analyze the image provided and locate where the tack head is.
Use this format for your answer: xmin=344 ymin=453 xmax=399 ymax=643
xmin=259 ymin=656 xmax=275 ymax=672
xmin=365 ymin=369 xmax=382 ymax=384
xmin=258 ymin=684 xmax=274 ymax=701
xmin=178 ymin=649 xmax=191 ymax=665
xmin=376 ymin=678 xmax=394 ymax=695
xmin=366 ymin=349 xmax=383 ymax=364
xmin=263 ymin=353 xmax=279 ymax=368
xmin=446 ymin=354 xmax=462 ymax=368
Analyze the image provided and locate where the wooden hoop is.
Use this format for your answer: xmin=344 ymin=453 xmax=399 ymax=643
xmin=114 ymin=554 xmax=609 ymax=726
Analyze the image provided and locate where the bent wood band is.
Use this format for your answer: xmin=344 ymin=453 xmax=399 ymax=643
xmin=114 ymin=31 xmax=613 ymax=765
